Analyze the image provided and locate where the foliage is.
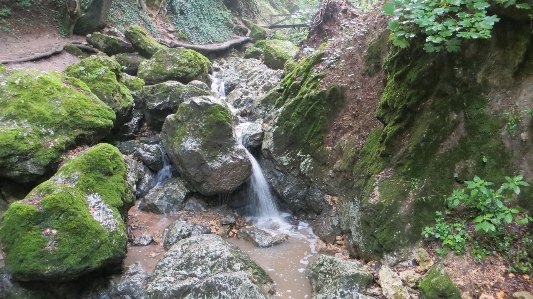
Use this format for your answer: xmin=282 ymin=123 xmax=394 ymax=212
xmin=423 ymin=175 xmax=533 ymax=272
xmin=383 ymin=0 xmax=531 ymax=52
xmin=166 ymin=0 xmax=235 ymax=44
xmin=109 ymin=0 xmax=159 ymax=37
xmin=0 ymin=8 xmax=11 ymax=17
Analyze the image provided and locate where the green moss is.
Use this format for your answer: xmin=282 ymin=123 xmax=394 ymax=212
xmin=65 ymin=56 xmax=134 ymax=124
xmin=254 ymin=40 xmax=267 ymax=49
xmin=263 ymin=39 xmax=298 ymax=70
xmin=248 ymin=21 xmax=267 ymax=42
xmin=121 ymin=75 xmax=145 ymax=92
xmin=124 ymin=25 xmax=165 ymax=58
xmin=0 ymin=144 xmax=131 ymax=281
xmin=64 ymin=44 xmax=86 ymax=59
xmin=419 ymin=264 xmax=461 ymax=299
xmin=244 ymin=47 xmax=263 ymax=59
xmin=137 ymin=47 xmax=212 ymax=85
xmin=0 ymin=68 xmax=115 ymax=183
xmin=283 ymin=59 xmax=297 ymax=76
xmin=0 ymin=63 xmax=7 ymax=73
xmin=364 ymin=30 xmax=390 ymax=77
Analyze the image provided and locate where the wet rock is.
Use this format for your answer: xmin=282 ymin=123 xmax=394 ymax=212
xmin=378 ymin=266 xmax=410 ymax=299
xmin=182 ymin=196 xmax=208 ymax=212
xmin=220 ymin=214 xmax=237 ymax=225
xmin=0 ymin=68 xmax=115 ymax=184
xmin=237 ymin=122 xmax=264 ymax=150
xmin=139 ymin=177 xmax=192 ymax=214
xmin=236 ymin=227 xmax=288 ymax=247
xmin=414 ymin=248 xmax=432 ymax=271
xmin=137 ymin=165 xmax=156 ymax=197
xmin=0 ymin=267 xmax=56 ymax=298
xmin=116 ymin=108 xmax=144 ymax=139
xmin=307 ymin=255 xmax=373 ymax=299
xmin=162 ymin=220 xmax=211 ymax=250
xmin=116 ymin=140 xmax=140 ymax=155
xmin=188 ymin=80 xmax=210 ymax=91
xmin=263 ymin=40 xmax=298 ymax=70
xmin=140 ymin=81 xmax=210 ymax=130
xmin=138 ymin=48 xmax=213 ymax=85
xmin=86 ymin=32 xmax=133 ymax=56
xmin=132 ymin=235 xmax=153 ymax=246
xmin=124 ymin=25 xmax=165 ymax=59
xmin=123 ymin=156 xmax=144 ymax=198
xmin=191 ymin=224 xmax=211 ymax=236
xmin=115 ymin=53 xmax=145 ymax=76
xmin=419 ymin=264 xmax=461 ymax=299
xmin=145 ymin=234 xmax=274 ymax=298
xmin=0 ymin=144 xmax=132 ymax=282
xmin=260 ymin=158 xmax=309 ymax=211
xmin=110 ymin=261 xmax=151 ymax=298
xmin=136 ymin=143 xmax=164 ymax=172
xmin=160 ymin=96 xmax=252 ymax=196
xmin=310 ymin=208 xmax=342 ymax=244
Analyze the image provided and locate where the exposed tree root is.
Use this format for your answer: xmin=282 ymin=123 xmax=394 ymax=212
xmin=0 ymin=43 xmax=99 ymax=64
xmin=162 ymin=36 xmax=251 ymax=54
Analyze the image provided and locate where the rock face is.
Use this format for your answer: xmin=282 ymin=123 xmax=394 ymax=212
xmin=145 ymin=234 xmax=274 ymax=299
xmin=138 ymin=48 xmax=213 ymax=85
xmin=161 ymin=96 xmax=252 ymax=196
xmin=263 ymin=40 xmax=298 ymax=70
xmin=124 ymin=25 xmax=165 ymax=59
xmin=307 ymin=255 xmax=373 ymax=298
xmin=64 ymin=56 xmax=134 ymax=127
xmin=74 ymin=0 xmax=112 ymax=35
xmin=162 ymin=220 xmax=211 ymax=250
xmin=87 ymin=32 xmax=133 ymax=56
xmin=140 ymin=81 xmax=211 ymax=130
xmin=419 ymin=264 xmax=461 ymax=299
xmin=0 ymin=144 xmax=132 ymax=282
xmin=139 ymin=177 xmax=192 ymax=214
xmin=0 ymin=68 xmax=115 ymax=184
xmin=236 ymin=227 xmax=288 ymax=247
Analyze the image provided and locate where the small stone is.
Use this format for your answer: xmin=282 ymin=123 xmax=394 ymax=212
xmin=514 ymin=291 xmax=533 ymax=299
xmin=379 ymin=266 xmax=410 ymax=299
xmin=399 ymin=269 xmax=422 ymax=288
xmin=132 ymin=235 xmax=153 ymax=246
xmin=414 ymin=248 xmax=432 ymax=271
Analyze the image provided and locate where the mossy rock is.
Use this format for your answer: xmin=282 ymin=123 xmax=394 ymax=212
xmin=263 ymin=39 xmax=298 ymax=70
xmin=87 ymin=32 xmax=134 ymax=56
xmin=160 ymin=96 xmax=252 ymax=196
xmin=0 ymin=63 xmax=7 ymax=73
xmin=137 ymin=47 xmax=213 ymax=85
xmin=65 ymin=56 xmax=134 ymax=127
xmin=0 ymin=143 xmax=133 ymax=282
xmin=283 ymin=59 xmax=297 ymax=75
xmin=115 ymin=53 xmax=145 ymax=76
xmin=124 ymin=25 xmax=165 ymax=59
xmin=0 ymin=68 xmax=115 ymax=184
xmin=64 ymin=45 xmax=86 ymax=59
xmin=244 ymin=46 xmax=263 ymax=59
xmin=254 ymin=40 xmax=267 ymax=49
xmin=120 ymin=74 xmax=145 ymax=92
xmin=419 ymin=264 xmax=461 ymax=299
xmin=248 ymin=21 xmax=267 ymax=42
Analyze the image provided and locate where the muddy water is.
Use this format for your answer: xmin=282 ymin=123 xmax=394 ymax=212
xmin=228 ymin=231 xmax=318 ymax=299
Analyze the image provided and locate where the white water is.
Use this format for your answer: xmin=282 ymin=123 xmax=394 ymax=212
xmin=153 ymin=144 xmax=172 ymax=187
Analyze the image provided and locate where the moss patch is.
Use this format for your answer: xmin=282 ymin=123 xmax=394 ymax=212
xmin=263 ymin=39 xmax=298 ymax=70
xmin=0 ymin=144 xmax=132 ymax=282
xmin=0 ymin=68 xmax=115 ymax=184
xmin=419 ymin=264 xmax=461 ymax=299
xmin=124 ymin=25 xmax=165 ymax=58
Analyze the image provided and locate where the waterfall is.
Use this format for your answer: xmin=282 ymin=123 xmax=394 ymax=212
xmin=153 ymin=144 xmax=172 ymax=187
xmin=211 ymin=77 xmax=226 ymax=98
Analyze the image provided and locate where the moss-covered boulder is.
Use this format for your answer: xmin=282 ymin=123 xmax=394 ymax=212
xmin=115 ymin=53 xmax=145 ymax=76
xmin=419 ymin=264 xmax=461 ymax=299
xmin=137 ymin=48 xmax=213 ymax=85
xmin=248 ymin=21 xmax=267 ymax=42
xmin=160 ymin=96 xmax=252 ymax=196
xmin=244 ymin=46 xmax=263 ymax=59
xmin=87 ymin=32 xmax=134 ymax=56
xmin=0 ymin=143 xmax=133 ymax=282
xmin=140 ymin=81 xmax=211 ymax=130
xmin=124 ymin=25 xmax=165 ymax=59
xmin=0 ymin=68 xmax=115 ymax=184
xmin=121 ymin=74 xmax=145 ymax=92
xmin=65 ymin=56 xmax=134 ymax=127
xmin=263 ymin=40 xmax=298 ymax=70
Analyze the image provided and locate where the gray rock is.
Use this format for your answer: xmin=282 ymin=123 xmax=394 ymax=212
xmin=139 ymin=177 xmax=192 ymax=214
xmin=123 ymin=156 xmax=144 ymax=199
xmin=236 ymin=227 xmax=288 ymax=248
xmin=132 ymin=234 xmax=153 ymax=246
xmin=111 ymin=261 xmax=151 ymax=298
xmin=236 ymin=122 xmax=264 ymax=150
xmin=310 ymin=208 xmax=342 ymax=244
xmin=378 ymin=266 xmax=410 ymax=299
xmin=514 ymin=292 xmax=533 ymax=299
xmin=145 ymin=234 xmax=274 ymax=298
xmin=191 ymin=224 xmax=211 ymax=236
xmin=182 ymin=196 xmax=208 ymax=212
xmin=87 ymin=32 xmax=133 ymax=56
xmin=162 ymin=220 xmax=195 ymax=250
xmin=116 ymin=108 xmax=144 ymax=140
xmin=116 ymin=140 xmax=140 ymax=156
xmin=136 ymin=143 xmax=164 ymax=172
xmin=137 ymin=164 xmax=156 ymax=197
xmin=414 ymin=248 xmax=432 ymax=271
xmin=220 ymin=214 xmax=237 ymax=225
xmin=307 ymin=255 xmax=373 ymax=299
xmin=140 ymin=81 xmax=211 ymax=130
xmin=160 ymin=97 xmax=252 ymax=196
xmin=74 ymin=0 xmax=112 ymax=35
xmin=399 ymin=269 xmax=422 ymax=288
xmin=115 ymin=53 xmax=145 ymax=76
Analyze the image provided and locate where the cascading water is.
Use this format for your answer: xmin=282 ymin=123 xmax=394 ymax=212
xmin=153 ymin=144 xmax=172 ymax=187
xmin=211 ymin=77 xmax=226 ymax=98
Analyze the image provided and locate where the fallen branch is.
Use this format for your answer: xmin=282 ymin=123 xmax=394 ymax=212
xmin=163 ymin=36 xmax=252 ymax=54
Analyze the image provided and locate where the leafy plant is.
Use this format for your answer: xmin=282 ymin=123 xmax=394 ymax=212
xmin=504 ymin=112 xmax=518 ymax=135
xmin=17 ymin=0 xmax=32 ymax=8
xmin=0 ymin=8 xmax=11 ymax=17
xmin=382 ymin=0 xmax=531 ymax=52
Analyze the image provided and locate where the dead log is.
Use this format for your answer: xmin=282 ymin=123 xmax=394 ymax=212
xmin=162 ymin=36 xmax=252 ymax=54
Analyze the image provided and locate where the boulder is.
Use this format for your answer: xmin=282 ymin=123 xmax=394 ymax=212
xmin=87 ymin=32 xmax=133 ymax=56
xmin=310 ymin=208 xmax=342 ymax=244
xmin=124 ymin=25 xmax=165 ymax=59
xmin=263 ymin=40 xmax=298 ymax=70
xmin=160 ymin=96 xmax=252 ymax=196
xmin=138 ymin=48 xmax=213 ymax=85
xmin=0 ymin=144 xmax=132 ymax=282
xmin=139 ymin=177 xmax=192 ymax=214
xmin=120 ymin=73 xmax=145 ymax=92
xmin=110 ymin=261 xmax=151 ymax=298
xmin=145 ymin=234 xmax=274 ymax=298
xmin=307 ymin=255 xmax=373 ymax=299
xmin=244 ymin=47 xmax=264 ymax=59
xmin=64 ymin=56 xmax=134 ymax=127
xmin=379 ymin=266 xmax=410 ymax=299
xmin=136 ymin=143 xmax=164 ymax=172
xmin=236 ymin=122 xmax=264 ymax=150
xmin=0 ymin=68 xmax=115 ymax=184
xmin=248 ymin=22 xmax=267 ymax=42
xmin=140 ymin=81 xmax=211 ymax=130
xmin=236 ymin=227 xmax=288 ymax=247
xmin=162 ymin=220 xmax=211 ymax=250
xmin=74 ymin=0 xmax=112 ymax=35
xmin=115 ymin=53 xmax=145 ymax=76
xmin=419 ymin=264 xmax=461 ymax=299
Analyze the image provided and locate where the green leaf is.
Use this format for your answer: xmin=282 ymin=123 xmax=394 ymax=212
xmin=515 ymin=3 xmax=530 ymax=9
xmin=383 ymin=2 xmax=396 ymax=15
xmin=504 ymin=213 xmax=513 ymax=224
xmin=473 ymin=215 xmax=484 ymax=223
xmin=393 ymin=36 xmax=410 ymax=48
xmin=388 ymin=20 xmax=401 ymax=31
